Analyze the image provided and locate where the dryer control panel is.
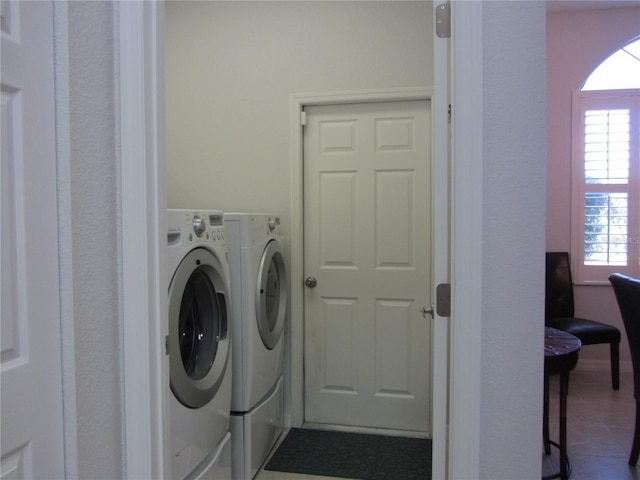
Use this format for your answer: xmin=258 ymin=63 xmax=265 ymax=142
xmin=267 ymin=216 xmax=281 ymax=237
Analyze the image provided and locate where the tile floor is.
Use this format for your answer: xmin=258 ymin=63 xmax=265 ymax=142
xmin=257 ymin=369 xmax=639 ymax=480
xmin=544 ymin=368 xmax=639 ymax=479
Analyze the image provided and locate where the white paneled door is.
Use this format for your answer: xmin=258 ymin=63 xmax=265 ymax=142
xmin=1 ymin=1 xmax=65 ymax=478
xmin=303 ymin=101 xmax=432 ymax=433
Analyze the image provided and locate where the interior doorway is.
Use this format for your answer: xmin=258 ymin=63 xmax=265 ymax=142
xmin=288 ymin=84 xmax=450 ymax=479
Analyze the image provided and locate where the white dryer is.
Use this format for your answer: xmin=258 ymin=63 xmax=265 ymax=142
xmin=223 ymin=213 xmax=288 ymax=480
xmin=167 ymin=209 xmax=233 ymax=480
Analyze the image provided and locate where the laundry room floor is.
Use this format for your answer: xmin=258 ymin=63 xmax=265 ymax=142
xmin=255 ymin=428 xmax=345 ymax=480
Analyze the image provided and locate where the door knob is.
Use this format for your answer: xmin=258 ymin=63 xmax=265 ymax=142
xmin=304 ymin=276 xmax=318 ymax=288
xmin=421 ymin=305 xmax=434 ymax=318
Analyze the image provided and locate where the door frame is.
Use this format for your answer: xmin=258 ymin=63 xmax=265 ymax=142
xmin=119 ymin=1 xmax=486 ymax=478
xmin=288 ymin=85 xmax=448 ymax=478
xmin=119 ymin=2 xmax=168 ymax=478
xmin=447 ymin=3 xmax=484 ymax=479
xmin=300 ymin=99 xmax=434 ymax=433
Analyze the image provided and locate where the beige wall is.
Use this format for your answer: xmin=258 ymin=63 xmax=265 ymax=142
xmin=165 ymin=1 xmax=434 ymax=237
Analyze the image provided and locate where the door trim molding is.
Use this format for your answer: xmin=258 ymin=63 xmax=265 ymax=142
xmin=431 ymin=2 xmax=450 ymax=478
xmin=289 ymin=86 xmax=435 ymax=427
xmin=448 ymin=2 xmax=483 ymax=478
xmin=119 ymin=2 xmax=168 ymax=478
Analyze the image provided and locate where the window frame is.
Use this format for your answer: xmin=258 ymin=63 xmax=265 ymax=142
xmin=571 ymin=89 xmax=640 ymax=285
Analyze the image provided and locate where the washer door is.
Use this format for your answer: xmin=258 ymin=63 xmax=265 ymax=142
xmin=255 ymin=239 xmax=287 ymax=350
xmin=169 ymin=247 xmax=230 ymax=408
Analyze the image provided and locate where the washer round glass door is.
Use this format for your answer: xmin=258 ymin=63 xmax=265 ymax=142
xmin=169 ymin=247 xmax=230 ymax=408
xmin=255 ymin=239 xmax=287 ymax=350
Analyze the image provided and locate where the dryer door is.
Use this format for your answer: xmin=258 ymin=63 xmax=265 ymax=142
xmin=169 ymin=247 xmax=230 ymax=408
xmin=255 ymin=239 xmax=288 ymax=350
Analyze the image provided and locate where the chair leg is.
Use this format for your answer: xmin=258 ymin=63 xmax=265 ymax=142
xmin=610 ymin=342 xmax=620 ymax=391
xmin=630 ymin=399 xmax=640 ymax=466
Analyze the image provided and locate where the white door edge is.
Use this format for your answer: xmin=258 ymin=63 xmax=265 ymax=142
xmin=448 ymin=2 xmax=484 ymax=479
xmin=431 ymin=2 xmax=450 ymax=478
xmin=119 ymin=1 xmax=168 ymax=478
xmin=52 ymin=2 xmax=79 ymax=476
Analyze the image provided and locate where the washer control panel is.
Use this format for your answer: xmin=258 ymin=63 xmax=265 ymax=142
xmin=206 ymin=214 xmax=224 ymax=242
xmin=168 ymin=210 xmax=225 ymax=246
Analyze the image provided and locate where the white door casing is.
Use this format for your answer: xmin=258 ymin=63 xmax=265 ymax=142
xmin=303 ymin=100 xmax=432 ymax=433
xmin=431 ymin=2 xmax=450 ymax=477
xmin=1 ymin=1 xmax=65 ymax=477
xmin=119 ymin=1 xmax=168 ymax=478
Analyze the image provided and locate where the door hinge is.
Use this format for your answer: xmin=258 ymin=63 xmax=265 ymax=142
xmin=300 ymin=111 xmax=307 ymax=126
xmin=448 ymin=104 xmax=452 ymax=124
xmin=165 ymin=335 xmax=169 ymax=355
xmin=435 ymin=1 xmax=451 ymax=39
xmin=436 ymin=283 xmax=451 ymax=317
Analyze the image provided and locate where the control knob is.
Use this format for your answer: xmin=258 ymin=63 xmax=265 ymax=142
xmin=192 ymin=215 xmax=206 ymax=237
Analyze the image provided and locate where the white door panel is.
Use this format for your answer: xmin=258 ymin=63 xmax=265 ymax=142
xmin=1 ymin=1 xmax=65 ymax=477
xmin=303 ymin=101 xmax=431 ymax=433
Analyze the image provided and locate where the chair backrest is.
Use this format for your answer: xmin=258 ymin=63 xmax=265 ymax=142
xmin=609 ymin=273 xmax=640 ymax=398
xmin=546 ymin=252 xmax=576 ymax=320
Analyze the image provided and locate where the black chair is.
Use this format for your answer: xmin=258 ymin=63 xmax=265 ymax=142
xmin=609 ymin=273 xmax=640 ymax=465
xmin=545 ymin=252 xmax=620 ymax=390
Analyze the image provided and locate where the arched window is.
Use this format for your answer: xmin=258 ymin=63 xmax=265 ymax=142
xmin=571 ymin=38 xmax=640 ymax=284
xmin=582 ymin=38 xmax=640 ymax=91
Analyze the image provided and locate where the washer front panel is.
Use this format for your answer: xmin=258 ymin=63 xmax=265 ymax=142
xmin=255 ymin=239 xmax=287 ymax=350
xmin=169 ymin=247 xmax=230 ymax=408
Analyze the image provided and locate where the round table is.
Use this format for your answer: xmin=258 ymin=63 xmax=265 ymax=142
xmin=543 ymin=327 xmax=581 ymax=480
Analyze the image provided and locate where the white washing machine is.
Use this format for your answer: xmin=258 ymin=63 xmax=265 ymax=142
xmin=223 ymin=213 xmax=288 ymax=480
xmin=167 ymin=209 xmax=233 ymax=480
